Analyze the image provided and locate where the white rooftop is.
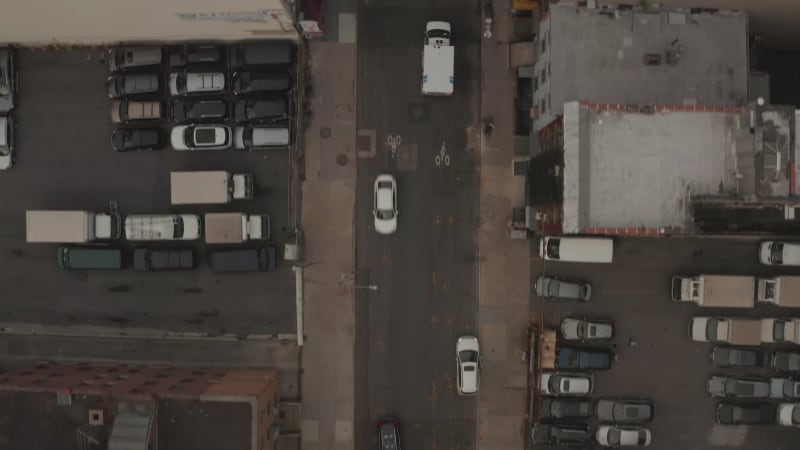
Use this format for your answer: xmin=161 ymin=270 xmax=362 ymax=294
xmin=562 ymin=101 xmax=754 ymax=233
xmin=546 ymin=3 xmax=748 ymax=118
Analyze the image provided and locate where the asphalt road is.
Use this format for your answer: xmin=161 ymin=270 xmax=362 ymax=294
xmin=0 ymin=48 xmax=296 ymax=335
xmin=354 ymin=1 xmax=482 ymax=449
xmin=534 ymin=236 xmax=800 ymax=450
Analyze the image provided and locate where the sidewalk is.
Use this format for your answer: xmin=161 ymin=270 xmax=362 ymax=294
xmin=299 ymin=37 xmax=357 ymax=450
xmin=477 ymin=5 xmax=531 ymax=450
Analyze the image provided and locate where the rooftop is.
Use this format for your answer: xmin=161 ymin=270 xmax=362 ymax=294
xmin=562 ymin=101 xmax=758 ymax=233
xmin=545 ymin=3 xmax=748 ymax=119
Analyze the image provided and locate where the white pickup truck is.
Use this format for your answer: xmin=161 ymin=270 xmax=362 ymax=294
xmin=421 ymin=21 xmax=454 ymax=96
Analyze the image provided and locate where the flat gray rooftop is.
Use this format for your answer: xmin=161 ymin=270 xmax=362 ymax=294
xmin=562 ymin=102 xmax=754 ymax=233
xmin=548 ymin=3 xmax=748 ymax=115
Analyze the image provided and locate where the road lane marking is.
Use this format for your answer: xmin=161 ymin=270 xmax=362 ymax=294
xmin=432 ymin=271 xmax=438 ymax=285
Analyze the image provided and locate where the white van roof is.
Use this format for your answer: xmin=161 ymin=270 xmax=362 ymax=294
xmin=539 ymin=236 xmax=613 ymax=263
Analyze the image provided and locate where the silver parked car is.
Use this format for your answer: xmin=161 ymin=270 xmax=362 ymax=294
xmin=107 ymin=46 xmax=163 ymax=71
xmin=540 ymin=372 xmax=593 ymax=396
xmin=711 ymin=346 xmax=767 ymax=368
xmin=773 ymin=351 xmax=800 ymax=373
xmin=770 ymin=378 xmax=800 ymax=399
xmin=560 ymin=318 xmax=614 ymax=340
xmin=535 ymin=276 xmax=591 ymax=301
xmin=707 ymin=375 xmax=770 ymax=399
xmin=596 ymin=426 xmax=651 ymax=447
xmin=596 ymin=399 xmax=654 ymax=423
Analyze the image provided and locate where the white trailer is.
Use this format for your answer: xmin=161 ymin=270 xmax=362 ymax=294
xmin=757 ymin=276 xmax=800 ymax=307
xmin=670 ymin=275 xmax=755 ymax=308
xmin=170 ymin=171 xmax=254 ymax=205
xmin=421 ymin=21 xmax=454 ymax=96
xmin=125 ymin=214 xmax=201 ymax=241
xmin=204 ymin=212 xmax=270 ymax=244
xmin=26 ymin=210 xmax=120 ymax=243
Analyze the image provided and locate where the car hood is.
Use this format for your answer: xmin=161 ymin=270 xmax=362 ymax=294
xmin=560 ymin=319 xmax=580 ymax=339
xmin=707 ymin=376 xmax=726 ymax=396
xmin=595 ymin=400 xmax=615 ymax=421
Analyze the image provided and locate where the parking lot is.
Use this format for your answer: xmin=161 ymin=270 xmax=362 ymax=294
xmin=533 ymin=236 xmax=800 ymax=450
xmin=0 ymin=48 xmax=297 ymax=334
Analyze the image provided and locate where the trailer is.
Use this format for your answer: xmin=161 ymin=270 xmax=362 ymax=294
xmin=26 ymin=210 xmax=120 ymax=243
xmin=690 ymin=317 xmax=761 ymax=346
xmin=170 ymin=171 xmax=254 ymax=205
xmin=671 ymin=275 xmax=755 ymax=308
xmin=204 ymin=212 xmax=270 ymax=244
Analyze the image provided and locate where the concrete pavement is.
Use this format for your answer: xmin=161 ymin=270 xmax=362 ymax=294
xmin=299 ymin=37 xmax=357 ymax=450
xmin=477 ymin=5 xmax=530 ymax=450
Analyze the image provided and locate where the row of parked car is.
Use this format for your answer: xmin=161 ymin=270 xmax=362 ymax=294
xmin=111 ymin=124 xmax=289 ymax=152
xmin=0 ymin=47 xmax=18 ymax=170
xmin=58 ymin=245 xmax=278 ymax=273
xmin=106 ymin=42 xmax=293 ymax=152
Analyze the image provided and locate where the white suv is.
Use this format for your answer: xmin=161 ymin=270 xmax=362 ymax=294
xmin=169 ymin=72 xmax=225 ymax=96
xmin=456 ymin=335 xmax=480 ymax=395
xmin=171 ymin=125 xmax=232 ymax=151
xmin=540 ymin=372 xmax=593 ymax=396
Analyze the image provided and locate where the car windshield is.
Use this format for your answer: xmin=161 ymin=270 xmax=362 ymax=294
xmin=771 ymin=242 xmax=784 ymax=264
xmin=174 ymin=217 xmax=184 ymax=237
xmin=578 ymin=322 xmax=588 ymax=338
xmin=177 ymin=74 xmax=187 ymax=94
xmin=547 ymin=279 xmax=561 ymax=297
xmin=459 ymin=350 xmax=478 ymax=363
xmin=119 ymin=51 xmax=130 ymax=66
xmin=793 ymin=407 xmax=800 ymax=424
xmin=775 ymin=322 xmax=786 ymax=341
xmin=428 ymin=29 xmax=451 ymax=39
xmin=546 ymin=238 xmax=560 ymax=258
xmin=706 ymin=320 xmax=719 ymax=341
xmin=607 ymin=429 xmax=621 ymax=445
xmin=548 ymin=376 xmax=560 ymax=392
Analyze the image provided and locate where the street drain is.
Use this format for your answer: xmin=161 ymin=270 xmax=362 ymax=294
xmin=320 ymin=126 xmax=332 ymax=138
xmin=337 ymin=154 xmax=349 ymax=166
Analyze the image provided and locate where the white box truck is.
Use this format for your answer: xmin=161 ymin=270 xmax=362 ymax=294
xmin=421 ymin=21 xmax=454 ymax=96
xmin=761 ymin=318 xmax=800 ymax=344
xmin=170 ymin=171 xmax=254 ymax=205
xmin=125 ymin=214 xmax=201 ymax=241
xmin=689 ymin=317 xmax=761 ymax=345
xmin=26 ymin=210 xmax=121 ymax=243
xmin=670 ymin=275 xmax=755 ymax=308
xmin=757 ymin=276 xmax=800 ymax=307
xmin=204 ymin=212 xmax=270 ymax=244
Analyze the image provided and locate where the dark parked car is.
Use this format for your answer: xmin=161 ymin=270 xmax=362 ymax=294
xmin=596 ymin=399 xmax=655 ymax=423
xmin=232 ymin=71 xmax=291 ymax=95
xmin=715 ymin=402 xmax=776 ymax=425
xmin=773 ymin=351 xmax=800 ymax=373
xmin=539 ymin=398 xmax=594 ymax=419
xmin=228 ymin=41 xmax=294 ymax=68
xmin=170 ymin=44 xmax=224 ymax=67
xmin=535 ymin=276 xmax=591 ymax=301
xmin=111 ymin=127 xmax=165 ymax=152
xmin=0 ymin=47 xmax=18 ymax=113
xmin=707 ymin=375 xmax=770 ymax=399
xmin=531 ymin=423 xmax=591 ymax=446
xmin=106 ymin=73 xmax=160 ymax=98
xmin=133 ymin=247 xmax=195 ymax=271
xmin=555 ymin=347 xmax=612 ymax=370
xmin=234 ymin=97 xmax=288 ymax=124
xmin=711 ymin=346 xmax=768 ymax=368
xmin=172 ymin=99 xmax=228 ymax=122
xmin=377 ymin=417 xmax=400 ymax=450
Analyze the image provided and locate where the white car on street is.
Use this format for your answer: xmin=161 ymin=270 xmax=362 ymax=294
xmin=456 ymin=335 xmax=480 ymax=395
xmin=596 ymin=426 xmax=651 ymax=447
xmin=373 ymin=174 xmax=398 ymax=235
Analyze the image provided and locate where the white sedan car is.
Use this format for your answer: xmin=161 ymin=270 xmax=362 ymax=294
xmin=171 ymin=124 xmax=232 ymax=151
xmin=456 ymin=335 xmax=480 ymax=395
xmin=596 ymin=426 xmax=652 ymax=447
xmin=373 ymin=174 xmax=398 ymax=235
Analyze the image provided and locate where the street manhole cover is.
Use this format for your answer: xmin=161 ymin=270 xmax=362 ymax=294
xmin=337 ymin=154 xmax=349 ymax=165
xmin=320 ymin=127 xmax=332 ymax=138
xmin=408 ymin=103 xmax=429 ymax=123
